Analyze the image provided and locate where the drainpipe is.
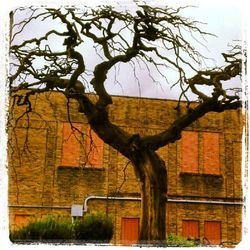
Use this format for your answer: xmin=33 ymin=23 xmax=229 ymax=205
xmin=8 ymin=197 xmax=243 ymax=211
xmin=8 ymin=205 xmax=71 ymax=209
xmin=169 ymin=199 xmax=243 ymax=205
xmin=83 ymin=196 xmax=141 ymax=213
xmin=82 ymin=196 xmax=243 ymax=213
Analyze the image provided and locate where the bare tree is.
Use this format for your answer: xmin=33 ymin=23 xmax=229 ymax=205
xmin=9 ymin=4 xmax=243 ymax=244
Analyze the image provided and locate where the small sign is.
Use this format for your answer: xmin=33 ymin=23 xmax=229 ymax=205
xmin=71 ymin=204 xmax=83 ymax=217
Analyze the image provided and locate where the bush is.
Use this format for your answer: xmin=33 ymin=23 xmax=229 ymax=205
xmin=165 ymin=234 xmax=197 ymax=247
xmin=10 ymin=213 xmax=114 ymax=244
xmin=74 ymin=213 xmax=113 ymax=243
xmin=10 ymin=216 xmax=73 ymax=242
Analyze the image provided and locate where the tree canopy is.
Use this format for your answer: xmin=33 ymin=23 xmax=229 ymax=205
xmin=8 ymin=3 xmax=244 ymax=244
xmin=9 ymin=4 xmax=243 ymax=154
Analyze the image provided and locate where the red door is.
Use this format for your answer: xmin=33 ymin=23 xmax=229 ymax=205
xmin=204 ymin=221 xmax=221 ymax=245
xmin=121 ymin=218 xmax=140 ymax=245
xmin=182 ymin=220 xmax=199 ymax=240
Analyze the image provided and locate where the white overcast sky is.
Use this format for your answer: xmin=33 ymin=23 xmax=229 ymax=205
xmin=5 ymin=0 xmax=245 ymax=100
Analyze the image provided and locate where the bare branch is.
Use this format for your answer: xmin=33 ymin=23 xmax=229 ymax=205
xmin=9 ymin=4 xmax=243 ymax=158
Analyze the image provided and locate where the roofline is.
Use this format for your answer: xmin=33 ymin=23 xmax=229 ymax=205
xmin=17 ymin=89 xmax=243 ymax=107
xmin=27 ymin=89 xmax=198 ymax=104
xmin=107 ymin=93 xmax=197 ymax=103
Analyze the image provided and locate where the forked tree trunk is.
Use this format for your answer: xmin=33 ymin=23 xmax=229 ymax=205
xmin=131 ymin=149 xmax=167 ymax=245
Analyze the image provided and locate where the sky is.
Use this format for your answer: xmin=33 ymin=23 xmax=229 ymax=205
xmin=7 ymin=0 xmax=244 ymax=100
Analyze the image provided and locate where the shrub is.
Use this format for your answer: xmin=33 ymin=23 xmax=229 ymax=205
xmin=10 ymin=216 xmax=73 ymax=242
xmin=165 ymin=234 xmax=198 ymax=247
xmin=74 ymin=213 xmax=113 ymax=243
xmin=10 ymin=213 xmax=114 ymax=244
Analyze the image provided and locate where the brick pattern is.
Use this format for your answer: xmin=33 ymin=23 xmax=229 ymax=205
xmin=8 ymin=92 xmax=243 ymax=246
xmin=169 ymin=202 xmax=241 ymax=246
xmin=233 ymin=142 xmax=242 ymax=198
xmin=8 ymin=127 xmax=47 ymax=205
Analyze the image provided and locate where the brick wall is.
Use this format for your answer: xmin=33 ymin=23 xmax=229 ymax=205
xmin=8 ymin=91 xmax=243 ymax=246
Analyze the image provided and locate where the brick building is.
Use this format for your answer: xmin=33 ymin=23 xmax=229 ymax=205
xmin=8 ymin=91 xmax=243 ymax=246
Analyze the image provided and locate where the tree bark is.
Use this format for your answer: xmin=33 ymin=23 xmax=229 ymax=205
xmin=131 ymin=149 xmax=167 ymax=245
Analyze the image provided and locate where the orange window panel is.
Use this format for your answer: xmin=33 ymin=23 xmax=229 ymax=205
xmin=181 ymin=131 xmax=199 ymax=173
xmin=182 ymin=220 xmax=199 ymax=240
xmin=85 ymin=128 xmax=104 ymax=168
xmin=204 ymin=221 xmax=221 ymax=245
xmin=61 ymin=123 xmax=82 ymax=166
xmin=203 ymin=132 xmax=220 ymax=175
xmin=121 ymin=218 xmax=140 ymax=246
xmin=14 ymin=214 xmax=30 ymax=228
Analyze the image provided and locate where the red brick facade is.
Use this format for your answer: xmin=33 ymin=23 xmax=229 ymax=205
xmin=8 ymin=92 xmax=243 ymax=246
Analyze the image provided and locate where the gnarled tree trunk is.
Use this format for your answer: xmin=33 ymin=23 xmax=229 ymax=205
xmin=131 ymin=149 xmax=167 ymax=245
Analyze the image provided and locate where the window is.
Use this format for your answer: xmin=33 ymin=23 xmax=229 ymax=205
xmin=61 ymin=124 xmax=104 ymax=168
xmin=204 ymin=221 xmax=221 ymax=245
xmin=61 ymin=123 xmax=82 ymax=166
xmin=121 ymin=218 xmax=140 ymax=245
xmin=203 ymin=132 xmax=220 ymax=175
xmin=180 ymin=131 xmax=220 ymax=175
xmin=85 ymin=127 xmax=104 ymax=168
xmin=14 ymin=214 xmax=30 ymax=228
xmin=182 ymin=220 xmax=199 ymax=240
xmin=181 ymin=131 xmax=199 ymax=173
